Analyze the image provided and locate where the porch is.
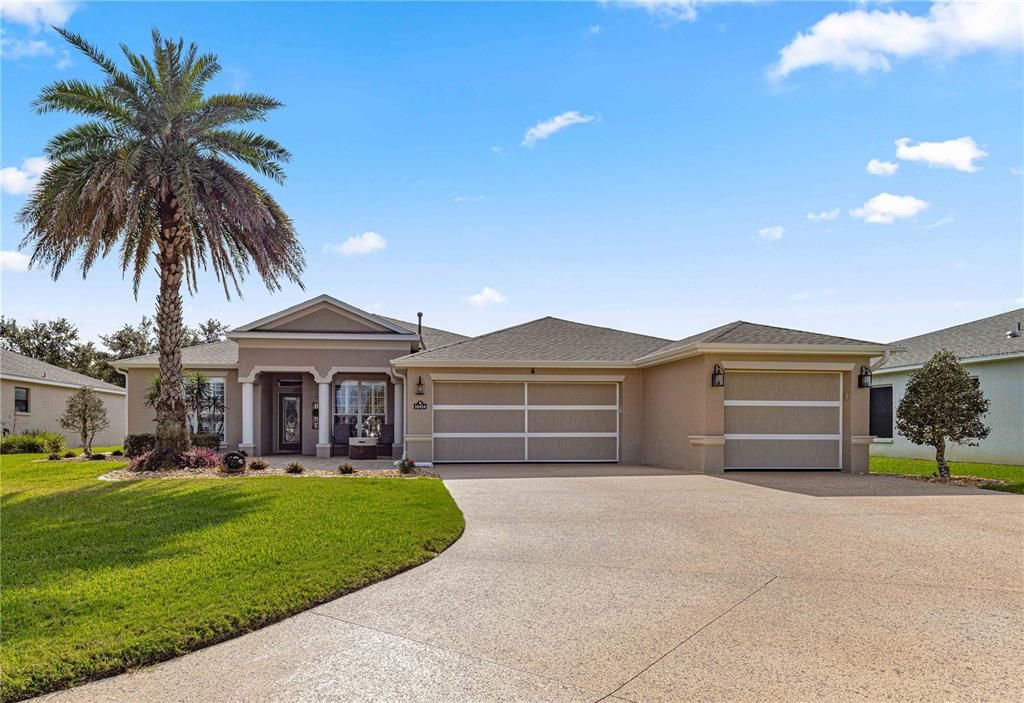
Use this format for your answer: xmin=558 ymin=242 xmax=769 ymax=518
xmin=238 ymin=370 xmax=405 ymax=459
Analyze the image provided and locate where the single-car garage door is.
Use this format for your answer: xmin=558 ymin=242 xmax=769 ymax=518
xmin=724 ymin=371 xmax=842 ymax=470
xmin=432 ymin=381 xmax=619 ymax=463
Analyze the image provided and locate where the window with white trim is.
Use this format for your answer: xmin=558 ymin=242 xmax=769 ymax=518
xmin=334 ymin=380 xmax=386 ymax=438
xmin=14 ymin=387 xmax=29 ymax=413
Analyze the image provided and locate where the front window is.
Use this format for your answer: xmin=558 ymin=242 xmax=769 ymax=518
xmin=186 ymin=377 xmax=226 ymax=444
xmin=334 ymin=380 xmax=386 ymax=438
xmin=14 ymin=387 xmax=29 ymax=413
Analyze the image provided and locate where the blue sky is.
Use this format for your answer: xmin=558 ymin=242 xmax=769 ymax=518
xmin=2 ymin=1 xmax=1022 ymax=345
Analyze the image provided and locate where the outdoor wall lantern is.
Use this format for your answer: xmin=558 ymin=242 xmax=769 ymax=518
xmin=711 ymin=363 xmax=725 ymax=388
xmin=858 ymin=365 xmax=872 ymax=388
xmin=415 ymin=376 xmax=425 ymax=395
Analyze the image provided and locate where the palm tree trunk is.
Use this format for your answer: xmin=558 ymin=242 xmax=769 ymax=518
xmin=935 ymin=436 xmax=950 ymax=480
xmin=152 ymin=196 xmax=191 ymax=461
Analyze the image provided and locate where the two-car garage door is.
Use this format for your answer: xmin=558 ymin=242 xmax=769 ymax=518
xmin=432 ymin=381 xmax=619 ymax=463
xmin=724 ymin=371 xmax=842 ymax=470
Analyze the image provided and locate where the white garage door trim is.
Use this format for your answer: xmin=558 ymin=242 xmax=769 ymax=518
xmin=432 ymin=381 xmax=620 ymax=463
xmin=724 ymin=371 xmax=843 ymax=471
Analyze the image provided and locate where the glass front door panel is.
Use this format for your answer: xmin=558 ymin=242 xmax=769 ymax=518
xmin=279 ymin=394 xmax=301 ymax=450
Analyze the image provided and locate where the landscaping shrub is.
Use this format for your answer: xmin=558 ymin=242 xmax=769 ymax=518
xmin=284 ymin=462 xmax=305 ymax=474
xmin=190 ymin=433 xmax=222 ymax=450
xmin=90 ymin=453 xmax=107 ymax=460
xmin=248 ymin=459 xmax=268 ymax=471
xmin=63 ymin=451 xmax=76 ymax=458
xmin=111 ymin=449 xmax=124 ymax=456
xmin=48 ymin=453 xmax=60 ymax=461
xmin=0 ymin=431 xmax=65 ymax=454
xmin=123 ymin=433 xmax=155 ymax=458
xmin=396 ymin=457 xmax=416 ymax=474
xmin=180 ymin=448 xmax=222 ymax=469
xmin=338 ymin=463 xmax=355 ymax=475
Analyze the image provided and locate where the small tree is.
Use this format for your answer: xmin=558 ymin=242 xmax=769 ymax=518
xmin=59 ymin=387 xmax=110 ymax=455
xmin=896 ymin=350 xmax=990 ymax=479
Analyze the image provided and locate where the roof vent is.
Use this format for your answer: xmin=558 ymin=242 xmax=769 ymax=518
xmin=1008 ymin=322 xmax=1022 ymax=339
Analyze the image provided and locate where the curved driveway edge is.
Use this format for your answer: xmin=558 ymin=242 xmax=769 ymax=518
xmin=36 ymin=466 xmax=1023 ymax=702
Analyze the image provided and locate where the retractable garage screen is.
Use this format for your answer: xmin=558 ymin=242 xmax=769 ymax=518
xmin=432 ymin=381 xmax=619 ymax=463
xmin=723 ymin=371 xmax=842 ymax=470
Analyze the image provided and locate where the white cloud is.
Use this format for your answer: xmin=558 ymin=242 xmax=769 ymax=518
xmin=806 ymin=208 xmax=839 ymax=221
xmin=850 ymin=192 xmax=928 ymax=224
xmin=771 ymin=1 xmax=1024 ymax=79
xmin=589 ymin=24 xmax=602 ymax=34
xmin=1012 ymin=166 xmax=1023 ymax=177
xmin=0 ymin=1 xmax=77 ymax=30
xmin=1 ymin=36 xmax=53 ymax=59
xmin=866 ymin=158 xmax=899 ymax=176
xmin=0 ymin=250 xmax=31 ymax=272
xmin=490 ymin=145 xmax=505 ymax=155
xmin=522 ymin=111 xmax=595 ymax=148
xmin=922 ymin=214 xmax=955 ymax=230
xmin=0 ymin=156 xmax=48 ymax=195
xmin=55 ymin=49 xmax=71 ymax=69
xmin=453 ymin=195 xmax=485 ymax=203
xmin=757 ymin=225 xmax=784 ymax=241
xmin=613 ymin=1 xmax=751 ymax=23
xmin=324 ymin=231 xmax=387 ymax=256
xmin=465 ymin=286 xmax=507 ymax=308
xmin=895 ymin=136 xmax=987 ymax=172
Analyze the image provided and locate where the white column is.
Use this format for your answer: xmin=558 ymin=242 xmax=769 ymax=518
xmin=316 ymin=381 xmax=331 ymax=458
xmin=394 ymin=383 xmax=404 ymax=452
xmin=240 ymin=380 xmax=255 ymax=453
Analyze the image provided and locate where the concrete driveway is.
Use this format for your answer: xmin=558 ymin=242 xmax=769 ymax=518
xmin=40 ymin=466 xmax=1023 ymax=702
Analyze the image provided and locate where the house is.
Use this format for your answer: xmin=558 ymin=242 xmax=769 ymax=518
xmin=870 ymin=309 xmax=1024 ymax=465
xmin=116 ymin=294 xmax=893 ymax=472
xmin=1 ymin=349 xmax=127 ymax=447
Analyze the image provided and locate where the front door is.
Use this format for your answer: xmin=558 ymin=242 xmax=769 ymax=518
xmin=278 ymin=394 xmax=302 ymax=452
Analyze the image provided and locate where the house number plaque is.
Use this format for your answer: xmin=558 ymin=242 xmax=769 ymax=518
xmin=413 ymin=400 xmax=428 ymax=410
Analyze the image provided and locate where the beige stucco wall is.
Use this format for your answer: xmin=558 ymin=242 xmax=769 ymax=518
xmin=124 ymin=367 xmax=241 ymax=448
xmin=400 ymin=366 xmax=644 ymax=464
xmin=1 ymin=378 xmax=127 ymax=448
xmin=640 ymin=353 xmax=872 ymax=473
xmin=256 ymin=303 xmax=401 ymax=334
xmin=236 ymin=339 xmax=413 ymax=379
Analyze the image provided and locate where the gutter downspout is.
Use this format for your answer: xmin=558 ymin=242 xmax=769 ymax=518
xmin=389 ymin=364 xmax=408 ymax=460
xmin=869 ymin=350 xmax=891 ymax=371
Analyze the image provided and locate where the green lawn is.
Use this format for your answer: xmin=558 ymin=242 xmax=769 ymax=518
xmin=870 ymin=456 xmax=1024 ymax=494
xmin=0 ymin=451 xmax=464 ymax=702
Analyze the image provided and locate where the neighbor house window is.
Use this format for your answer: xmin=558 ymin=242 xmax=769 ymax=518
xmin=186 ymin=377 xmax=226 ymax=444
xmin=14 ymin=387 xmax=29 ymax=413
xmin=334 ymin=380 xmax=386 ymax=438
xmin=869 ymin=386 xmax=893 ymax=439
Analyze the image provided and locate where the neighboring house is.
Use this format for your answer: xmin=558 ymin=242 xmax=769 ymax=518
xmin=116 ymin=294 xmax=892 ymax=473
xmin=870 ymin=309 xmax=1024 ymax=465
xmin=1 ymin=349 xmax=128 ymax=447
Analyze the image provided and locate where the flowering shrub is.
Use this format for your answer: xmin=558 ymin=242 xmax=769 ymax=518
xmin=180 ymin=448 xmax=222 ymax=469
xmin=128 ymin=447 xmax=222 ymax=471
xmin=395 ymin=457 xmax=416 ymax=474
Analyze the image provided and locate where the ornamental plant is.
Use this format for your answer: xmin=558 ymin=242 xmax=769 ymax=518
xmin=896 ymin=350 xmax=991 ymax=480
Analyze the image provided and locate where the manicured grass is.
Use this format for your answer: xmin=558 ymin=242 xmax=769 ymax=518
xmin=0 ymin=451 xmax=464 ymax=701
xmin=870 ymin=456 xmax=1024 ymax=494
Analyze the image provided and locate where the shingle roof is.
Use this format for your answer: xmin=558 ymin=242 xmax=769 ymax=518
xmin=376 ymin=316 xmax=469 ymax=349
xmin=0 ymin=349 xmax=125 ymax=392
xmin=638 ymin=321 xmax=885 ymax=361
xmin=877 ymin=308 xmax=1024 ymax=370
xmin=115 ymin=340 xmax=240 ymax=368
xmin=398 ymin=317 xmax=671 ymax=364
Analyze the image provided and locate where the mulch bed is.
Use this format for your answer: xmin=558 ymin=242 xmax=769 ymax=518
xmin=99 ymin=465 xmax=438 ymax=481
xmin=894 ymin=474 xmax=1010 ymax=490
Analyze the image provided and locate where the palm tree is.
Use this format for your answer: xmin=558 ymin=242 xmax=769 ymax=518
xmin=18 ymin=29 xmax=305 ymax=463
